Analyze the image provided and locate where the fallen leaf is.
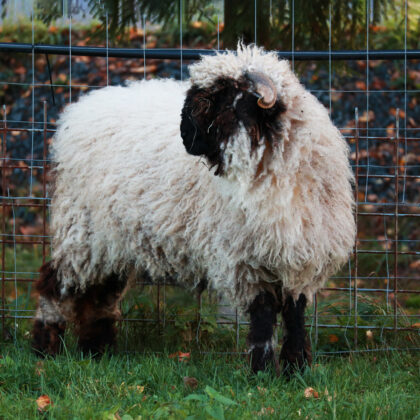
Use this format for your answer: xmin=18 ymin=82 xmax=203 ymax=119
xmin=324 ymin=387 xmax=332 ymax=402
xmin=411 ymin=323 xmax=420 ymax=329
xmin=35 ymin=361 xmax=45 ymax=376
xmin=355 ymin=81 xmax=366 ymax=90
xmin=14 ymin=66 xmax=26 ymax=76
xmin=57 ymin=73 xmax=68 ymax=83
xmin=36 ymin=395 xmax=52 ymax=412
xmin=389 ymin=108 xmax=405 ymax=119
xmin=169 ymin=351 xmax=190 ymax=362
xmin=136 ymin=385 xmax=145 ymax=393
xmin=130 ymin=64 xmax=158 ymax=74
xmin=359 ymin=110 xmax=375 ymax=122
xmin=304 ymin=387 xmax=319 ymax=399
xmin=257 ymin=386 xmax=267 ymax=395
xmin=257 ymin=406 xmax=275 ymax=416
xmin=328 ymin=334 xmax=339 ymax=343
xmin=409 ymin=260 xmax=420 ymax=270
xmin=183 ymin=376 xmax=198 ymax=389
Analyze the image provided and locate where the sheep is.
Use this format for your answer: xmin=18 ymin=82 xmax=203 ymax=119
xmin=32 ymin=44 xmax=355 ymax=376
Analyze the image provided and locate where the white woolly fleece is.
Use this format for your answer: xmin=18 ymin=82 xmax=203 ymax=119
xmin=50 ymin=45 xmax=355 ymax=310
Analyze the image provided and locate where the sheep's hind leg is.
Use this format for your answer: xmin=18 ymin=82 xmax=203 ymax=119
xmin=247 ymin=291 xmax=280 ymax=374
xmin=32 ymin=262 xmax=67 ymax=356
xmin=279 ymin=294 xmax=312 ymax=377
xmin=72 ymin=274 xmax=127 ymax=356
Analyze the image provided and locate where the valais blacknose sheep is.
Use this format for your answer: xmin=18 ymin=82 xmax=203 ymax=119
xmin=32 ymin=45 xmax=355 ymax=376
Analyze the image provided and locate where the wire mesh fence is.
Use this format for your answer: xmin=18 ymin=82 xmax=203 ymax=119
xmin=0 ymin=0 xmax=419 ymax=355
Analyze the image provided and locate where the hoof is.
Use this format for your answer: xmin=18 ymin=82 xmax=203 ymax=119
xmin=77 ymin=318 xmax=117 ymax=356
xmin=279 ymin=338 xmax=312 ymax=378
xmin=249 ymin=343 xmax=275 ymax=374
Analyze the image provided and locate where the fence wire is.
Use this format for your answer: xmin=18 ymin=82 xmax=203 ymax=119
xmin=0 ymin=1 xmax=419 ymax=355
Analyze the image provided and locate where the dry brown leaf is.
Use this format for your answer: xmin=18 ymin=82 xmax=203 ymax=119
xmin=409 ymin=260 xmax=420 ymax=270
xmin=328 ymin=334 xmax=339 ymax=343
xmin=35 ymin=361 xmax=45 ymax=376
xmin=36 ymin=395 xmax=52 ymax=412
xmin=304 ymin=387 xmax=319 ymax=399
xmin=130 ymin=65 xmax=158 ymax=74
xmin=169 ymin=351 xmax=190 ymax=362
xmin=183 ymin=376 xmax=198 ymax=389
xmin=257 ymin=406 xmax=275 ymax=416
xmin=355 ymin=81 xmax=366 ymax=90
xmin=324 ymin=387 xmax=332 ymax=402
xmin=359 ymin=110 xmax=375 ymax=122
xmin=257 ymin=386 xmax=267 ymax=395
xmin=14 ymin=66 xmax=26 ymax=76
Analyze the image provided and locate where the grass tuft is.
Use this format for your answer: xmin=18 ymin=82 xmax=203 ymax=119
xmin=0 ymin=342 xmax=418 ymax=419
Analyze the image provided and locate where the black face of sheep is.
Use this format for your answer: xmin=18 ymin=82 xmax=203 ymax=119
xmin=180 ymin=73 xmax=287 ymax=175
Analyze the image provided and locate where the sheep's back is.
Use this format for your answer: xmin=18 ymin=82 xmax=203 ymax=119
xmin=50 ymin=80 xmax=212 ymax=292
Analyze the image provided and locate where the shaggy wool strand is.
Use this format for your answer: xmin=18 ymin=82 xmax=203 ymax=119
xmin=49 ymin=45 xmax=355 ymax=310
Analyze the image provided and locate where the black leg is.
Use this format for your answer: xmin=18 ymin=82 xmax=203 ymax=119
xmin=247 ymin=291 xmax=280 ymax=373
xmin=279 ymin=294 xmax=312 ymax=377
xmin=73 ymin=274 xmax=127 ymax=356
xmin=76 ymin=317 xmax=118 ymax=356
xmin=32 ymin=262 xmax=67 ymax=356
xmin=32 ymin=318 xmax=66 ymax=357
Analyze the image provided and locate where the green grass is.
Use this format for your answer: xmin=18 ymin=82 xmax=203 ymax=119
xmin=0 ymin=343 xmax=418 ymax=419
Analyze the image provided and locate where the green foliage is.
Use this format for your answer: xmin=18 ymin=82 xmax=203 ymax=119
xmin=2 ymin=241 xmax=418 ymax=353
xmin=2 ymin=0 xmax=419 ymax=50
xmin=30 ymin=0 xmax=221 ymax=38
xmin=0 ymin=345 xmax=418 ymax=419
xmin=406 ymin=295 xmax=420 ymax=310
xmin=13 ymin=0 xmax=418 ymax=50
xmin=117 ymin=287 xmax=242 ymax=353
xmin=310 ymin=293 xmax=420 ymax=354
xmin=0 ymin=15 xmax=98 ymax=45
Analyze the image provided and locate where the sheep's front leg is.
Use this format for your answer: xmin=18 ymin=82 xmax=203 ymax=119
xmin=247 ymin=291 xmax=279 ymax=373
xmin=280 ymin=294 xmax=312 ymax=377
xmin=72 ymin=275 xmax=127 ymax=356
xmin=32 ymin=262 xmax=67 ymax=356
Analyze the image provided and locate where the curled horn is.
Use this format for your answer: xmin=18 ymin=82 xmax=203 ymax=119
xmin=247 ymin=71 xmax=277 ymax=109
